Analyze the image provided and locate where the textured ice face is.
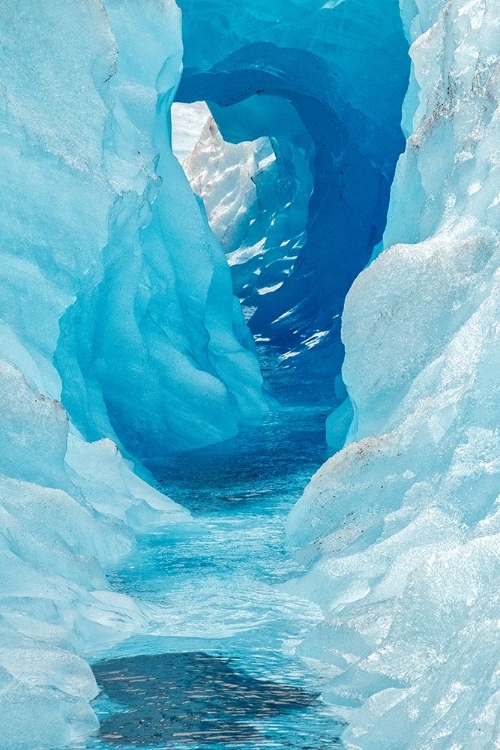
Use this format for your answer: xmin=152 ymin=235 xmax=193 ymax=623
xmin=287 ymin=1 xmax=500 ymax=747
xmin=50 ymin=1 xmax=268 ymax=459
xmin=2 ymin=0 xmax=267 ymax=463
xmin=175 ymin=0 xmax=410 ymax=397
xmin=0 ymin=0 xmax=267 ymax=746
xmin=0 ymin=360 xmax=190 ymax=750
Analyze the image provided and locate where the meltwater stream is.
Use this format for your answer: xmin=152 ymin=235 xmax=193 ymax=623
xmin=70 ymin=363 xmax=343 ymax=749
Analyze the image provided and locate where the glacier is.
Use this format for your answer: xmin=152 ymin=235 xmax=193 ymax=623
xmin=2 ymin=0 xmax=500 ymax=748
xmin=286 ymin=0 xmax=500 ymax=748
xmin=0 ymin=0 xmax=266 ymax=746
xmin=183 ymin=116 xmax=313 ymax=330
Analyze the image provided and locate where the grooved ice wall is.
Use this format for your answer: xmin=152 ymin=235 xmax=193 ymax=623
xmin=0 ymin=1 xmax=265 ymax=747
xmin=287 ymin=1 xmax=500 ymax=747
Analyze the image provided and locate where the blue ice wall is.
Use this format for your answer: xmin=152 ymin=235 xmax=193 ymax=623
xmin=175 ymin=0 xmax=410 ymax=400
xmin=51 ymin=0 xmax=269 ymax=459
xmin=286 ymin=1 xmax=500 ymax=747
xmin=0 ymin=2 xmax=202 ymax=746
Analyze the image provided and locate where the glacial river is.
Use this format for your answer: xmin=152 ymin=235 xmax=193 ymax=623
xmin=69 ymin=356 xmax=342 ymax=749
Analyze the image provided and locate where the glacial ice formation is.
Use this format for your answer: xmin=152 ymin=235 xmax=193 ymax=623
xmin=171 ymin=101 xmax=211 ymax=161
xmin=287 ymin=0 xmax=500 ymax=747
xmin=51 ymin=1 xmax=268 ymax=459
xmin=176 ymin=0 xmax=410 ymax=397
xmin=3 ymin=0 xmax=500 ymax=747
xmin=183 ymin=117 xmax=312 ymax=322
xmin=0 ymin=358 xmax=189 ymax=749
xmin=0 ymin=0 xmax=266 ymax=746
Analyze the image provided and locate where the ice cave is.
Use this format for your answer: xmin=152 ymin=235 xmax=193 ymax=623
xmin=1 ymin=0 xmax=500 ymax=748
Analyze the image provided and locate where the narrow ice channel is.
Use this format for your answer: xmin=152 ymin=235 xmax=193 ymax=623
xmin=7 ymin=1 xmax=499 ymax=748
xmin=67 ymin=355 xmax=343 ymax=748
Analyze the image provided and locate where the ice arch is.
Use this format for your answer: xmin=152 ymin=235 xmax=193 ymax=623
xmin=175 ymin=0 xmax=410 ymax=403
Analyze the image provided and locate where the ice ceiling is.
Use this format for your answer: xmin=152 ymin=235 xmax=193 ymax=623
xmin=175 ymin=0 xmax=410 ymax=402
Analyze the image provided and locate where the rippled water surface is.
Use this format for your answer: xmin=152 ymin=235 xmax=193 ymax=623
xmin=70 ymin=366 xmax=343 ymax=749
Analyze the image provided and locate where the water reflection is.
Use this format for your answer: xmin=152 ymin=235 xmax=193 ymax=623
xmin=94 ymin=651 xmax=323 ymax=747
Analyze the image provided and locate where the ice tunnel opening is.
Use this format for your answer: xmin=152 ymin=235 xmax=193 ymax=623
xmin=173 ymin=31 xmax=411 ymax=414
xmin=171 ymin=101 xmax=212 ymax=162
xmin=51 ymin=2 xmax=411 ymax=465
